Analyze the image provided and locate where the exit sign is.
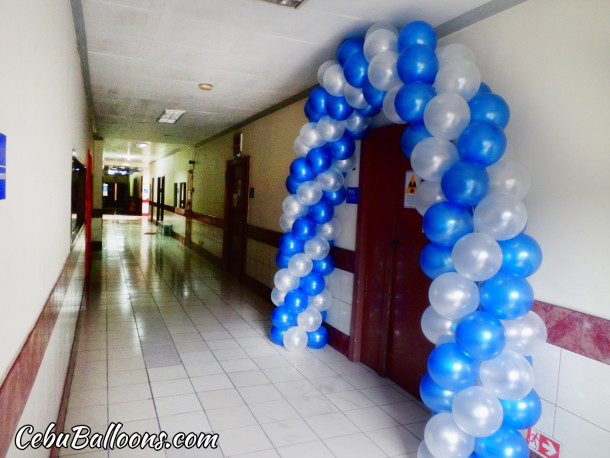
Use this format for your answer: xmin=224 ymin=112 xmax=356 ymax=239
xmin=526 ymin=428 xmax=561 ymax=458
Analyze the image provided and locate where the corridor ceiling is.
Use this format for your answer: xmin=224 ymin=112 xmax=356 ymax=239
xmin=78 ymin=0 xmax=514 ymax=166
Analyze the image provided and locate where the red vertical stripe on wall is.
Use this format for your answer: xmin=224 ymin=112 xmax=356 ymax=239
xmin=85 ymin=150 xmax=92 ymax=279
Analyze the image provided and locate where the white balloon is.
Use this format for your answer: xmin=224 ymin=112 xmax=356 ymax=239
xmin=283 ymin=326 xmax=308 ymax=352
xmin=317 ymin=116 xmax=345 ymax=142
xmin=363 ymin=28 xmax=398 ymax=62
xmin=434 ymin=59 xmax=481 ymax=101
xmin=317 ymin=60 xmax=337 ymax=86
xmin=452 ymin=386 xmax=503 ymax=438
xmin=410 ymin=137 xmax=459 ymax=181
xmin=487 ymin=158 xmax=531 ymax=200
xmin=288 ymin=253 xmax=313 ymax=278
xmin=382 ymin=84 xmax=407 ymax=124
xmin=414 ymin=179 xmax=446 ymax=216
xmin=452 ymin=232 xmax=503 ymax=282
xmin=297 ymin=308 xmax=323 ymax=332
xmin=421 ymin=306 xmax=457 ymax=345
xmin=317 ymin=218 xmax=342 ymax=241
xmin=322 ymin=63 xmax=347 ymax=97
xmin=502 ymin=311 xmax=548 ymax=356
xmin=282 ymin=195 xmax=308 ymax=218
xmin=304 ymin=236 xmax=330 ymax=261
xmin=317 ymin=167 xmax=344 ymax=192
xmin=424 ymin=412 xmax=475 ymax=458
xmin=429 ymin=272 xmax=480 ymax=320
xmin=334 ymin=156 xmax=357 ymax=173
xmin=423 ymin=93 xmax=471 ymax=140
xmin=274 ymin=268 xmax=300 ymax=293
xmin=279 ymin=213 xmax=296 ymax=232
xmin=296 ymin=180 xmax=323 ymax=206
xmin=474 ymin=192 xmax=528 ymax=241
xmin=345 ymin=110 xmax=371 ymax=133
xmin=309 ymin=289 xmax=333 ymax=311
xmin=293 ymin=136 xmax=310 ymax=157
xmin=271 ymin=287 xmax=286 ymax=306
xmin=366 ymin=21 xmax=398 ymax=38
xmin=299 ymin=122 xmax=325 ymax=148
xmin=480 ymin=350 xmax=535 ymax=401
xmin=344 ymin=83 xmax=370 ymax=110
xmin=436 ymin=44 xmax=476 ymax=68
xmin=368 ymin=51 xmax=400 ymax=91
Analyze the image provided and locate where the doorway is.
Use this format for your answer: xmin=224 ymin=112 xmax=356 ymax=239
xmin=156 ymin=176 xmax=165 ymax=223
xmin=222 ymin=157 xmax=250 ymax=279
xmin=352 ymin=124 xmax=433 ymax=398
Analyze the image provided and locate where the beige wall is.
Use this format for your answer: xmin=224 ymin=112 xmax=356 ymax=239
xmin=150 ymin=146 xmax=194 ymax=207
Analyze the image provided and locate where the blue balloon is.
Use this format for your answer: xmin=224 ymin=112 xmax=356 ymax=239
xmin=420 ymin=372 xmax=456 ymax=413
xmin=499 ymin=233 xmax=543 ymax=277
xmin=343 ymin=52 xmax=369 ymax=88
xmin=312 ymin=254 xmax=335 ymax=276
xmin=428 ymin=342 xmax=479 ymax=391
xmin=276 ymin=251 xmax=290 ymax=268
xmin=307 ymin=325 xmax=329 ymax=349
xmin=278 ymin=232 xmax=305 ymax=256
xmin=284 ymin=288 xmax=309 ymax=314
xmin=475 ymin=424 xmax=529 ymax=458
xmin=327 ymin=132 xmax=356 ymax=160
xmin=456 ymin=311 xmax=506 ymax=361
xmin=306 ymin=147 xmax=332 ymax=174
xmin=272 ymin=305 xmax=298 ymax=330
xmin=304 ymin=100 xmax=323 ymax=122
xmin=422 ymin=201 xmax=474 ymax=247
xmin=320 ymin=310 xmax=327 ymax=321
xmin=270 ymin=326 xmax=287 ymax=346
xmin=397 ymin=44 xmax=439 ymax=84
xmin=300 ymin=272 xmax=325 ymax=296
xmin=362 ymin=78 xmax=386 ymax=109
xmin=308 ymin=199 xmax=334 ymax=224
xmin=480 ymin=272 xmax=534 ymax=320
xmin=290 ymin=157 xmax=316 ymax=183
xmin=469 ymin=93 xmax=510 ymax=128
xmin=286 ymin=175 xmax=299 ymax=194
xmin=326 ymin=94 xmax=354 ymax=121
xmin=441 ymin=161 xmax=489 ymax=207
xmin=337 ymin=37 xmax=364 ymax=66
xmin=308 ymin=86 xmax=328 ymax=114
xmin=457 ymin=121 xmax=507 ymax=167
xmin=323 ymin=187 xmax=347 ymax=206
xmin=394 ymin=82 xmax=436 ymax=123
xmin=357 ymin=104 xmax=381 ymax=118
xmin=500 ymin=389 xmax=542 ymax=430
xmin=398 ymin=20 xmax=438 ymax=51
xmin=420 ymin=242 xmax=455 ymax=279
xmin=401 ymin=123 xmax=431 ymax=159
xmin=292 ymin=216 xmax=317 ymax=241
xmin=476 ymin=82 xmax=492 ymax=96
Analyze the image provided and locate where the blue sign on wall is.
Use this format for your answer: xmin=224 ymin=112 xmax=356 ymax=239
xmin=346 ymin=187 xmax=359 ymax=204
xmin=0 ymin=133 xmax=6 ymax=200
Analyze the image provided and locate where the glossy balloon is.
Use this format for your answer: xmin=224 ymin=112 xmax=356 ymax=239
xmin=486 ymin=158 xmax=531 ymax=200
xmin=291 ymin=216 xmax=317 ymax=242
xmin=316 ymin=167 xmax=344 ymax=192
xmin=279 ymin=213 xmax=296 ymax=233
xmin=325 ymin=94 xmax=354 ymax=120
xmin=434 ymin=58 xmax=481 ymax=101
xmin=297 ymin=308 xmax=323 ymax=332
xmin=424 ymin=412 xmax=475 ymax=458
xmin=414 ymin=179 xmax=445 ymax=216
xmin=436 ymin=43 xmax=476 ymax=67
xmin=398 ymin=21 xmax=437 ymax=51
xmin=323 ymin=187 xmax=347 ymax=206
xmin=469 ymin=92 xmax=510 ymax=128
xmin=283 ymin=195 xmax=308 ymax=219
xmin=458 ymin=121 xmax=506 ymax=166
xmin=307 ymin=326 xmax=329 ymax=349
xmin=474 ymin=424 xmax=529 ymax=458
xmin=290 ymin=157 xmax=316 ymax=183
xmin=296 ymin=180 xmax=323 ymax=206
xmin=343 ymin=52 xmax=369 ymax=88
xmin=456 ymin=311 xmax=506 ymax=360
xmin=363 ymin=28 xmax=398 ymax=61
xmin=306 ymin=147 xmax=333 ymax=174
xmin=428 ymin=342 xmax=479 ymax=391
xmin=480 ymin=272 xmax=534 ymax=320
xmin=283 ymin=326 xmax=308 ymax=352
xmin=400 ymin=123 xmax=431 ymax=159
xmin=284 ymin=289 xmax=309 ymax=314
xmin=270 ymin=287 xmax=286 ymax=306
xmin=423 ymin=202 xmax=474 ymax=247
xmin=312 ymin=254 xmax=335 ymax=276
xmin=274 ymin=268 xmax=300 ymax=293
xmin=498 ymin=233 xmax=542 ymax=277
xmin=411 ymin=137 xmax=459 ymax=181
xmin=308 ymin=199 xmax=335 ymax=224
xmin=397 ymin=44 xmax=438 ymax=84
xmin=299 ymin=272 xmax=325 ymax=296
xmin=421 ymin=306 xmax=457 ymax=345
xmin=285 ymin=175 xmax=299 ymax=194
xmin=480 ymin=350 xmax=535 ymax=401
xmin=420 ymin=243 xmax=455 ymax=279
xmin=269 ymin=326 xmax=287 ymax=346
xmin=317 ymin=60 xmax=337 ymax=86
xmin=423 ymin=92 xmax=471 ymax=140
xmin=362 ymin=78 xmax=387 ymax=109
xmin=275 ymin=251 xmax=290 ymax=269
xmin=474 ymin=192 xmax=528 ymax=241
xmin=304 ymin=100 xmax=322 ymax=122
xmin=316 ymin=218 xmax=342 ymax=241
xmin=304 ymin=236 xmax=331 ymax=261
xmin=322 ymin=63 xmax=347 ymax=97
xmin=308 ymin=86 xmax=328 ymax=114
xmin=278 ymin=232 xmax=305 ymax=256
xmin=441 ymin=161 xmax=489 ymax=207
xmin=452 ymin=232 xmax=503 ymax=281
xmin=382 ymin=84 xmax=407 ymax=124
xmin=309 ymin=289 xmax=333 ymax=311
xmin=316 ymin=116 xmax=345 ymax=143
xmin=452 ymin=385 xmax=503 ymax=437
xmin=272 ymin=305 xmax=297 ymax=330
xmin=367 ymin=51 xmax=400 ymax=91
xmin=337 ymin=36 xmax=364 ymax=66
xmin=500 ymin=389 xmax=542 ymax=430
xmin=287 ymin=252 xmax=314 ymax=278
xmin=327 ymin=132 xmax=356 ymax=160
xmin=394 ymin=82 xmax=436 ymax=123
xmin=299 ymin=122 xmax=325 ymax=148
xmin=420 ymin=372 xmax=456 ymax=412
xmin=344 ymin=83 xmax=369 ymax=110
xmin=502 ymin=311 xmax=547 ymax=356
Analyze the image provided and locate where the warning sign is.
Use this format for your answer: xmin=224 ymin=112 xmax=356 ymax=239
xmin=404 ymin=171 xmax=420 ymax=208
xmin=526 ymin=428 xmax=561 ymax=458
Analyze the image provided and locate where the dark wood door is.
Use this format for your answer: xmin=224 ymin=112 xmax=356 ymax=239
xmin=356 ymin=124 xmax=433 ymax=397
xmin=156 ymin=176 xmax=165 ymax=222
xmin=223 ymin=157 xmax=249 ymax=279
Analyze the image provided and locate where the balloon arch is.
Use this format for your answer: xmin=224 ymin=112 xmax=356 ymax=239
xmin=269 ymin=20 xmax=545 ymax=458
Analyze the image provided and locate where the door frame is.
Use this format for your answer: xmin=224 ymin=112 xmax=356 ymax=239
xmin=349 ymin=124 xmax=408 ymax=364
xmin=222 ymin=156 xmax=250 ymax=278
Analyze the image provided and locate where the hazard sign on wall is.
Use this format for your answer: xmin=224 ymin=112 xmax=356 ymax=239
xmin=526 ymin=428 xmax=561 ymax=458
xmin=404 ymin=171 xmax=420 ymax=208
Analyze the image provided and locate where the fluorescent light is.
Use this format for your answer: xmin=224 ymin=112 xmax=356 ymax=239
xmin=260 ymin=0 xmax=306 ymax=7
xmin=135 ymin=142 xmax=148 ymax=148
xmin=157 ymin=109 xmax=186 ymax=124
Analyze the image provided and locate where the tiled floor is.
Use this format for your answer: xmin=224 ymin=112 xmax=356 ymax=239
xmin=62 ymin=218 xmax=431 ymax=457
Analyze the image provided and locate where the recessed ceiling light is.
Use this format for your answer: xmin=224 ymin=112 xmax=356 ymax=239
xmin=135 ymin=142 xmax=148 ymax=148
xmin=199 ymin=83 xmax=214 ymax=91
xmin=157 ymin=109 xmax=186 ymax=124
xmin=260 ymin=0 xmax=306 ymax=7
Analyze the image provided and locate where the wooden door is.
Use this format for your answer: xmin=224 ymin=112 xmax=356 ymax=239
xmin=149 ymin=179 xmax=154 ymax=222
xmin=223 ymin=157 xmax=250 ymax=279
xmin=354 ymin=124 xmax=433 ymax=397
xmin=185 ymin=170 xmax=194 ymax=246
xmin=156 ymin=176 xmax=165 ymax=222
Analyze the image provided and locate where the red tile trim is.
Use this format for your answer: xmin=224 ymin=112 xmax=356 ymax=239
xmin=532 ymin=300 xmax=610 ymax=365
xmin=0 ymin=238 xmax=85 ymax=457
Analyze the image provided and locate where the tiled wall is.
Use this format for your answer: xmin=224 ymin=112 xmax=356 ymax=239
xmin=163 ymin=212 xmax=186 ymax=238
xmin=245 ymin=239 xmax=277 ymax=290
xmin=531 ymin=343 xmax=610 ymax=456
xmin=191 ymin=220 xmax=223 ymax=259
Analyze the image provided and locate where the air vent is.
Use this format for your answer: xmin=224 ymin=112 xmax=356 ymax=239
xmin=157 ymin=109 xmax=186 ymax=124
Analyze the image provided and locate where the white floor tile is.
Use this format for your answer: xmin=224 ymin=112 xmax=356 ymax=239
xmin=303 ymin=412 xmax=360 ymax=439
xmin=154 ymin=393 xmax=203 ymax=417
xmin=260 ymin=419 xmax=318 ymax=448
xmin=206 ymin=405 xmax=258 ymax=431
xmin=323 ymin=433 xmax=387 ymax=458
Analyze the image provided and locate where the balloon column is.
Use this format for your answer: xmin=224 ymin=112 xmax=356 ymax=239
xmin=271 ymin=19 xmax=545 ymax=458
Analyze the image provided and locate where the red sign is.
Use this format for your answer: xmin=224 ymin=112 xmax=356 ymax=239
xmin=526 ymin=428 xmax=561 ymax=458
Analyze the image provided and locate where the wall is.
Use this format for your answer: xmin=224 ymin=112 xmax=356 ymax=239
xmin=0 ymin=0 xmax=91 ymax=453
xmin=441 ymin=0 xmax=610 ymax=454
